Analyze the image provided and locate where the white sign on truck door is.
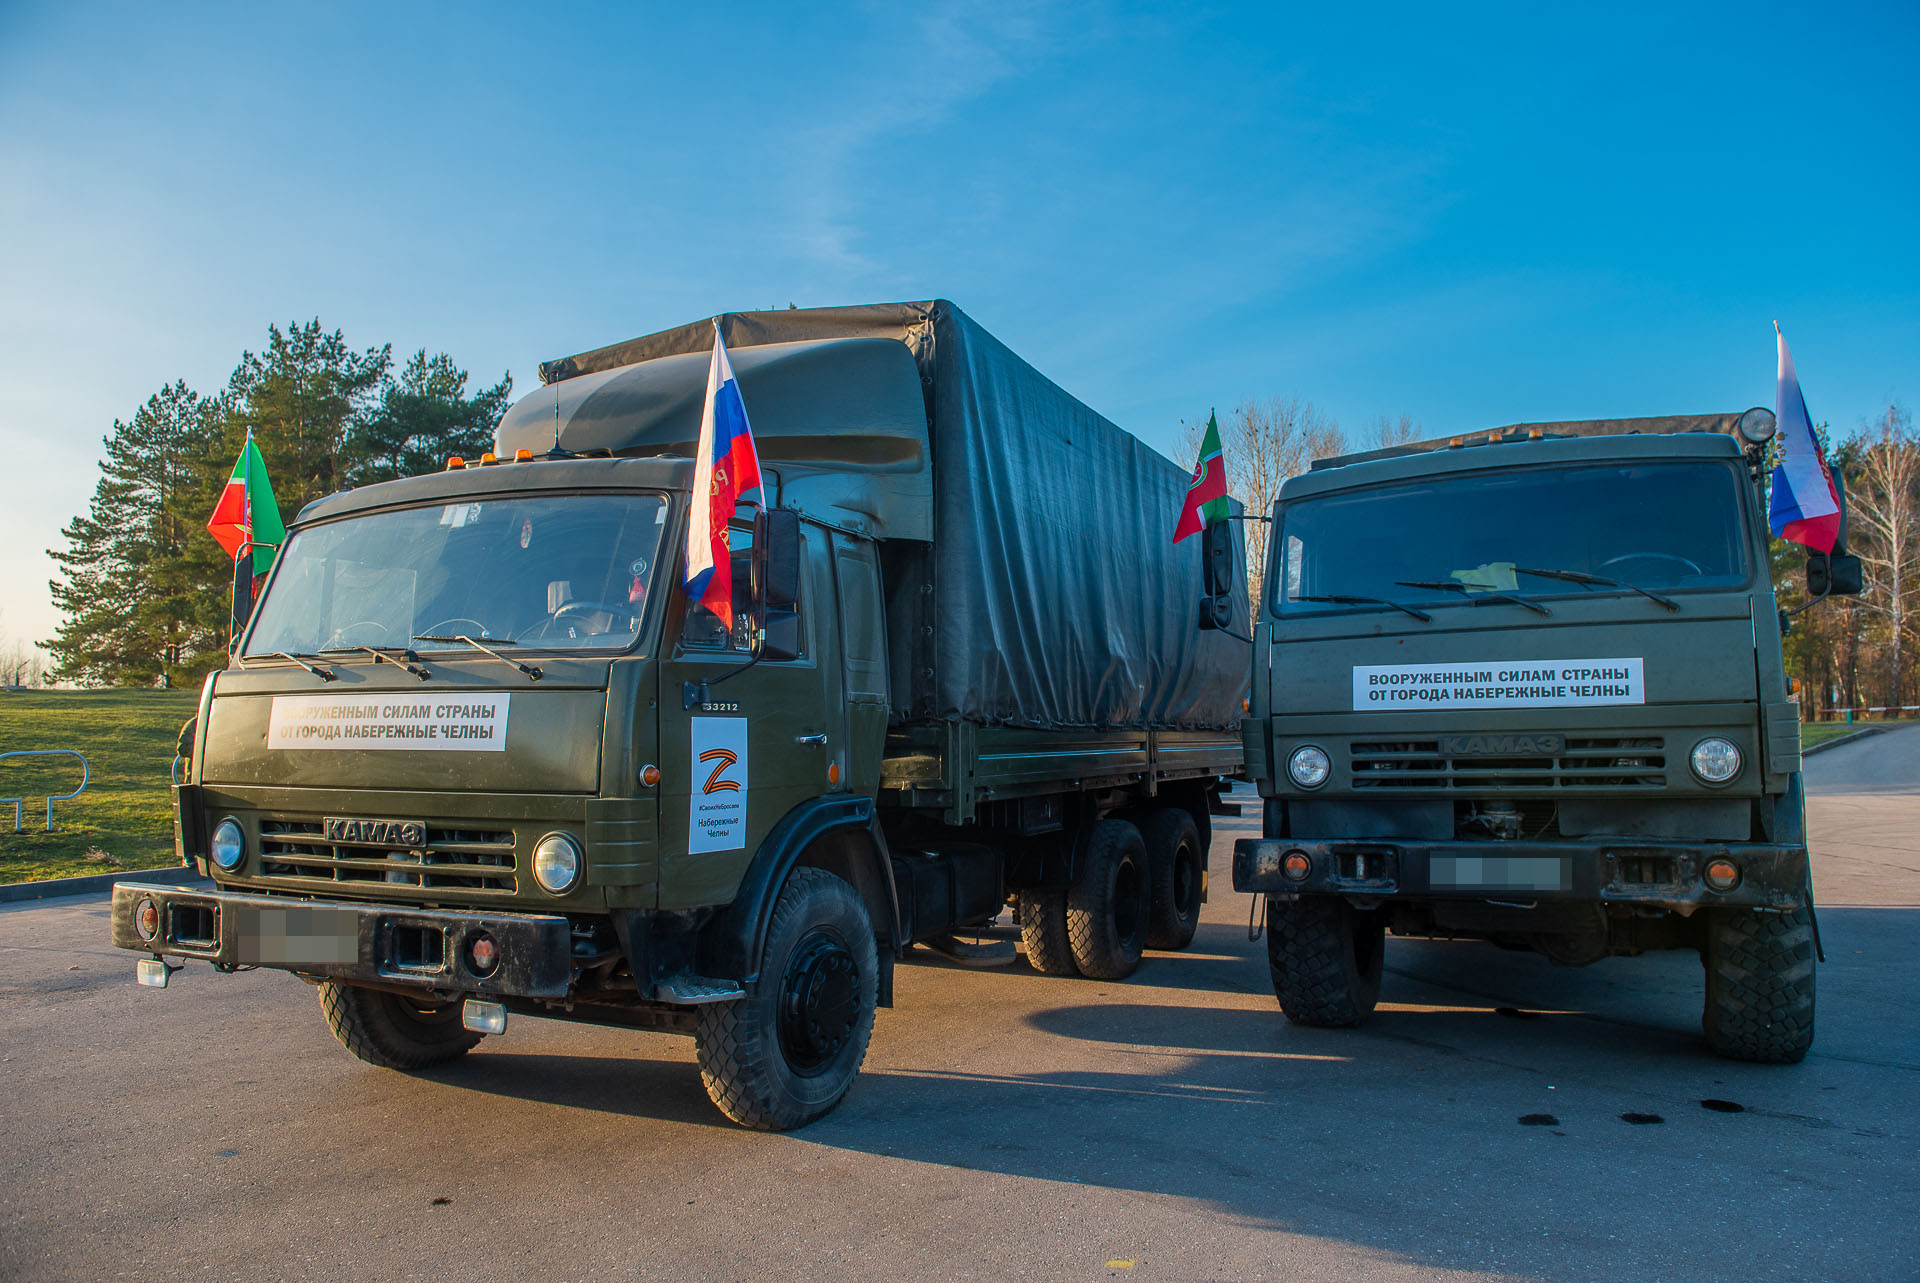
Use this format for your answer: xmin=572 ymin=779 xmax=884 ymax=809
xmin=689 ymin=717 xmax=749 ymax=853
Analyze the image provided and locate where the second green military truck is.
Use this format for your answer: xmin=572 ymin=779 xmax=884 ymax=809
xmin=1235 ymin=412 xmax=1855 ymax=1063
xmin=111 ymin=302 xmax=1247 ymax=1129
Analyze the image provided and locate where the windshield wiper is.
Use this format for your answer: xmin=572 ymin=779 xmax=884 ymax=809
xmin=272 ymin=651 xmax=338 ymax=681
xmin=412 ymin=634 xmax=543 ymax=681
xmin=1394 ymin=580 xmax=1552 ymax=617
xmin=1291 ymin=594 xmax=1433 ymax=622
xmin=318 ymin=645 xmax=432 ymax=680
xmin=1513 ymin=566 xmax=1679 ymax=611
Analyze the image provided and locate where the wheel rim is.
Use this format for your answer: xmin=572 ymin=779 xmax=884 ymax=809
xmin=777 ymin=929 xmax=860 ymax=1076
xmin=1172 ymin=842 xmax=1199 ymax=920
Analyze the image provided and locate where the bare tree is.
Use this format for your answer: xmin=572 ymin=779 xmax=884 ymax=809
xmin=1848 ymin=403 xmax=1920 ymax=709
xmin=1179 ymin=397 xmax=1345 ymax=601
xmin=1366 ymin=413 xmax=1422 ymax=450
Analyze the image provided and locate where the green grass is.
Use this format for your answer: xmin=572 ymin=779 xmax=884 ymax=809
xmin=1803 ymin=716 xmax=1919 ymax=749
xmin=0 ymin=689 xmax=198 ymax=883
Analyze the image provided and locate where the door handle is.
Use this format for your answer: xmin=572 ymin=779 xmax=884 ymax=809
xmin=795 ymin=733 xmax=828 ymax=746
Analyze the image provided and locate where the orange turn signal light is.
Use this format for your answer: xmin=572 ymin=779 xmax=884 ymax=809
xmin=828 ymin=762 xmax=841 ymax=786
xmin=1703 ymin=858 xmax=1741 ymax=892
xmin=1281 ymin=851 xmax=1312 ymax=882
xmin=639 ymin=764 xmax=661 ymax=787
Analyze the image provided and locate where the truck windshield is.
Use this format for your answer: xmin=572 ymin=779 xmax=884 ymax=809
xmin=244 ymin=493 xmax=670 ymax=656
xmin=1275 ymin=461 xmax=1750 ymax=616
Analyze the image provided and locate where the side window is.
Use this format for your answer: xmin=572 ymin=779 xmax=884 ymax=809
xmin=676 ymin=517 xmax=808 ymax=659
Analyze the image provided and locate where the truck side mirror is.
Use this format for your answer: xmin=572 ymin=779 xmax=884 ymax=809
xmin=1197 ymin=520 xmax=1235 ymax=631
xmin=750 ymin=507 xmax=802 ymax=662
xmin=1808 ymin=552 xmax=1864 ymax=598
xmin=1806 ymin=469 xmax=1865 ymax=598
xmin=752 ymin=508 xmax=800 ymax=613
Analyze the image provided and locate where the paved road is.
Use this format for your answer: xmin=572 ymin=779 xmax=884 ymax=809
xmin=4 ymin=734 xmax=1917 ymax=1282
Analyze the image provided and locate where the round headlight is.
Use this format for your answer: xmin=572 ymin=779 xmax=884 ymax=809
xmin=210 ymin=818 xmax=245 ymax=871
xmin=532 ymin=832 xmax=583 ymax=895
xmin=1735 ymin=406 xmax=1777 ymax=445
xmin=1689 ymin=737 xmax=1742 ymax=783
xmin=1287 ymin=745 xmax=1332 ymax=789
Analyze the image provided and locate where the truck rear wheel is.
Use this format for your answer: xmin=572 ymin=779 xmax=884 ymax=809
xmin=318 ymin=980 xmax=481 ymax=1070
xmin=1142 ymin=808 xmax=1203 ymax=951
xmin=695 ymin=867 xmax=878 ymax=1131
xmin=1702 ymin=906 xmax=1816 ymax=1064
xmin=1266 ymin=895 xmax=1383 ymax=1027
xmin=1067 ymin=818 xmax=1149 ymax=980
xmin=1018 ymin=889 xmax=1078 ymax=976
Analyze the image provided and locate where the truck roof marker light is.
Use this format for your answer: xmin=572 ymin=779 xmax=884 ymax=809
xmin=480 ymin=452 xmax=498 ymax=465
xmin=1528 ymin=428 xmax=1544 ymax=439
xmin=446 ymin=456 xmax=466 ymax=470
xmin=1448 ymin=437 xmax=1464 ymax=448
xmin=514 ymin=448 xmax=533 ymax=462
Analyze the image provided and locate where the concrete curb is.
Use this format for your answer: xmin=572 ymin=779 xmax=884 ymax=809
xmin=1803 ymin=726 xmax=1887 ymax=756
xmin=0 ymin=865 xmax=208 ymax=905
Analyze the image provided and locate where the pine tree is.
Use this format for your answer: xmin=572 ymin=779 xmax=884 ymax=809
xmin=44 ymin=382 xmax=222 ymax=686
xmin=345 ymin=350 xmax=512 ymax=485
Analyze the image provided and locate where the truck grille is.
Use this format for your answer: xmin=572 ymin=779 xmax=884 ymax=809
xmin=258 ymin=819 xmax=517 ymax=891
xmin=1350 ymin=737 xmax=1666 ymax=791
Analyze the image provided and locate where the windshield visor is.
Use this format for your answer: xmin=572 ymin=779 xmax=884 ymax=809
xmin=1275 ymin=461 xmax=1751 ymax=615
xmin=244 ymin=493 xmax=670 ymax=656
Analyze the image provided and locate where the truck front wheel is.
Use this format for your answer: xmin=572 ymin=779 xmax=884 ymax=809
xmin=1266 ymin=895 xmax=1384 ymax=1027
xmin=1067 ymin=818 xmax=1149 ymax=979
xmin=695 ymin=867 xmax=879 ymax=1130
xmin=1702 ymin=906 xmax=1816 ymax=1064
xmin=1141 ymin=808 xmax=1203 ymax=951
xmin=318 ymin=980 xmax=481 ymax=1070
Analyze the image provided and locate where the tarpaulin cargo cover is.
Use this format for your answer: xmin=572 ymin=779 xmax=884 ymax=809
xmin=496 ymin=300 xmax=1250 ymax=732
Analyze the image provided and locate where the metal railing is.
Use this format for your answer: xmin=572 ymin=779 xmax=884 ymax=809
xmin=0 ymin=750 xmax=91 ymax=832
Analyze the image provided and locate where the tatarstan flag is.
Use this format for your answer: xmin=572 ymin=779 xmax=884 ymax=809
xmin=1173 ymin=410 xmax=1229 ymax=543
xmin=206 ymin=433 xmax=286 ymax=575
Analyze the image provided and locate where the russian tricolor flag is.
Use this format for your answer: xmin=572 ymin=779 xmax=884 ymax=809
xmin=1768 ymin=325 xmax=1841 ymax=554
xmin=684 ymin=322 xmax=765 ymax=630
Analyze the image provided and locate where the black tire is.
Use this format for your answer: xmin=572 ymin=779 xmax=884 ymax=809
xmin=1703 ymin=906 xmax=1816 ymax=1064
xmin=1266 ymin=895 xmax=1384 ymax=1027
xmin=695 ymin=867 xmax=878 ymax=1130
xmin=1066 ymin=819 xmax=1149 ymax=980
xmin=318 ymin=980 xmax=481 ymax=1070
xmin=1141 ymin=808 xmax=1203 ymax=951
xmin=1019 ymin=889 xmax=1078 ymax=976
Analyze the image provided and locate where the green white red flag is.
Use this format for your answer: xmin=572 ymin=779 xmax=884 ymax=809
xmin=206 ymin=433 xmax=286 ymax=576
xmin=1173 ymin=410 xmax=1229 ymax=542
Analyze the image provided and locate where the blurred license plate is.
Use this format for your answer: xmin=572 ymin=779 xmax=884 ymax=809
xmin=1429 ymin=856 xmax=1568 ymax=892
xmin=234 ymin=906 xmax=360 ymax=966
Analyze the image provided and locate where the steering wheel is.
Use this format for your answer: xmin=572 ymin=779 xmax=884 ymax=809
xmin=418 ymin=617 xmax=489 ymax=639
xmin=1598 ymin=552 xmax=1703 ymax=578
xmin=529 ymin=601 xmax=631 ymax=639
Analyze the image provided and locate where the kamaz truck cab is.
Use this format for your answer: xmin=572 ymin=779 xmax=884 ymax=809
xmin=1234 ymin=411 xmax=1858 ymax=1063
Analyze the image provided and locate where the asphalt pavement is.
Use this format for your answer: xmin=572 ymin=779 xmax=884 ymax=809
xmin=3 ymin=732 xmax=1917 ymax=1282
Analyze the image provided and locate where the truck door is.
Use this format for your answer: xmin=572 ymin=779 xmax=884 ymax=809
xmin=658 ymin=518 xmax=841 ymax=910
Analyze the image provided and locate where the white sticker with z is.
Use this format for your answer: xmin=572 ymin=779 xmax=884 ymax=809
xmin=689 ymin=717 xmax=748 ymax=853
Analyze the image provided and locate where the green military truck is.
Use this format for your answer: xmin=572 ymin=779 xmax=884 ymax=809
xmin=110 ymin=301 xmax=1247 ymax=1129
xmin=1233 ymin=411 xmax=1858 ymax=1063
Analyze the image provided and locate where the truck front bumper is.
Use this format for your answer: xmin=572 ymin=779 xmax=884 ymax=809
xmin=1231 ymin=837 xmax=1809 ymax=912
xmin=109 ymin=881 xmax=574 ymax=998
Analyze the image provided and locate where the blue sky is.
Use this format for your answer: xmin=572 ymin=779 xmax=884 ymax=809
xmin=2 ymin=1 xmax=1916 ymax=651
